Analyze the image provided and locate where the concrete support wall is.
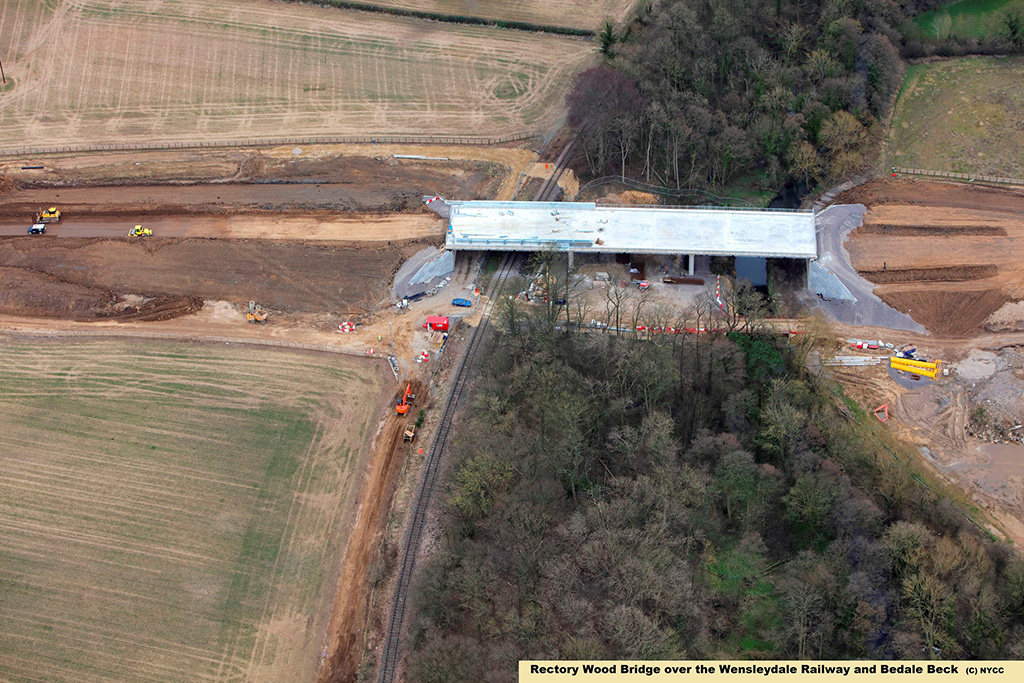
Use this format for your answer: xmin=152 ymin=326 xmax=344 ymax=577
xmin=687 ymin=254 xmax=695 ymax=276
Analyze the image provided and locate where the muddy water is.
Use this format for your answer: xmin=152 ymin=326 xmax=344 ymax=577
xmin=952 ymin=442 xmax=1024 ymax=473
xmin=951 ymin=442 xmax=1024 ymax=505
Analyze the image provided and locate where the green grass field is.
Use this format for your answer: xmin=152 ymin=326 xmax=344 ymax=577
xmin=0 ymin=340 xmax=385 ymax=682
xmin=907 ymin=0 xmax=1016 ymax=40
xmin=885 ymin=56 xmax=1024 ymax=177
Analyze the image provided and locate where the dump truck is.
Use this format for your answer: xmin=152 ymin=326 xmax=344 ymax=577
xmin=37 ymin=207 xmax=61 ymax=223
xmin=246 ymin=301 xmax=268 ymax=324
xmin=128 ymin=225 xmax=152 ymax=237
xmin=403 ymin=424 xmax=416 ymax=442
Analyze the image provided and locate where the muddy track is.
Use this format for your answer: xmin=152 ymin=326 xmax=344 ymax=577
xmin=317 ymin=380 xmax=425 ymax=683
xmin=376 ymin=252 xmax=520 ymax=683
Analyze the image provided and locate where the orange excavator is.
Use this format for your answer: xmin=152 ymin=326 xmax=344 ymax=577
xmin=395 ymin=383 xmax=415 ymax=415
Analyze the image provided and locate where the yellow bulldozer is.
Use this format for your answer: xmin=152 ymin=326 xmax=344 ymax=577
xmin=36 ymin=207 xmax=61 ymax=223
xmin=128 ymin=225 xmax=153 ymax=237
xmin=247 ymin=301 xmax=268 ymax=324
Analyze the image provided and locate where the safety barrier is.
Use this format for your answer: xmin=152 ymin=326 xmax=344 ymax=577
xmin=0 ymin=131 xmax=541 ymax=158
xmin=892 ymin=166 xmax=1024 ymax=186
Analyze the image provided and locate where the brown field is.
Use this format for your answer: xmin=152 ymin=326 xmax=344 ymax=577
xmin=0 ymin=0 xmax=593 ymax=150
xmin=0 ymin=339 xmax=390 ymax=682
xmin=842 ymin=178 xmax=1024 ymax=335
xmin=347 ymin=0 xmax=639 ymax=30
xmin=0 ymin=236 xmax=432 ymax=320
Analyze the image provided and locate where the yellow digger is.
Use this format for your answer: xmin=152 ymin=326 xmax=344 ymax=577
xmin=247 ymin=301 xmax=268 ymax=324
xmin=128 ymin=225 xmax=153 ymax=237
xmin=37 ymin=207 xmax=61 ymax=223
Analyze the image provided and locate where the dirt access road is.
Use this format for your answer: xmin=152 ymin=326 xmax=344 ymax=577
xmin=0 ymin=213 xmax=441 ymax=241
xmin=840 ymin=178 xmax=1024 ymax=336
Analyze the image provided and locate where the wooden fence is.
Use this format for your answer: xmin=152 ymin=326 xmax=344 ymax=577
xmin=892 ymin=166 xmax=1024 ymax=186
xmin=0 ymin=131 xmax=540 ymax=158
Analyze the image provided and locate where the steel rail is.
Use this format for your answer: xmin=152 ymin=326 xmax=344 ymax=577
xmin=376 ymin=252 xmax=519 ymax=683
xmin=533 ymin=137 xmax=576 ymax=202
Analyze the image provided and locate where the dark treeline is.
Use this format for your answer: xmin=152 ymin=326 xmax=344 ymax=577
xmin=406 ymin=289 xmax=1024 ymax=680
xmin=296 ymin=0 xmax=593 ymax=36
xmin=567 ymin=0 xmax=1021 ymax=192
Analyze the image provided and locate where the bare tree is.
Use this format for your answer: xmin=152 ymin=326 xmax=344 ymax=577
xmin=603 ymin=281 xmax=633 ymax=335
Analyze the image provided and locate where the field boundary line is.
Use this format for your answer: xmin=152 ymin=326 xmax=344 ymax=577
xmin=0 ymin=327 xmax=380 ymax=358
xmin=298 ymin=0 xmax=596 ymax=36
xmin=0 ymin=132 xmax=542 ymax=158
xmin=891 ymin=166 xmax=1024 ymax=186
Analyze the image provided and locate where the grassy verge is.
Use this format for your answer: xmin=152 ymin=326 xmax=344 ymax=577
xmin=907 ymin=0 xmax=1016 ymax=41
xmin=885 ymin=56 xmax=1024 ymax=177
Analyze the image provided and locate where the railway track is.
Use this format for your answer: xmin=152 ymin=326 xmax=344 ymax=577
xmin=376 ymin=251 xmax=520 ymax=683
xmin=533 ymin=137 xmax=576 ymax=202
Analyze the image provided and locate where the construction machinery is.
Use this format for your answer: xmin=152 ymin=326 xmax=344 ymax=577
xmin=36 ymin=207 xmax=61 ymax=223
xmin=889 ymin=356 xmax=939 ymax=379
xmin=403 ymin=424 xmax=416 ymax=442
xmin=128 ymin=225 xmax=152 ymax=237
xmin=246 ymin=301 xmax=268 ymax=324
xmin=395 ymin=383 xmax=415 ymax=415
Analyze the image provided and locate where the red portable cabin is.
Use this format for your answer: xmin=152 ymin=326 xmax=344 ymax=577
xmin=424 ymin=315 xmax=449 ymax=332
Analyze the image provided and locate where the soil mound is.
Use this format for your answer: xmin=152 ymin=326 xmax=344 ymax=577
xmin=856 ymin=225 xmax=1007 ymax=237
xmin=839 ymin=178 xmax=1024 ymax=212
xmin=599 ymin=190 xmax=659 ymax=204
xmin=861 ymin=264 xmax=998 ymax=284
xmin=878 ymin=288 xmax=1008 ymax=336
xmin=843 ymin=178 xmax=1024 ymax=335
xmin=0 ymin=267 xmax=201 ymax=322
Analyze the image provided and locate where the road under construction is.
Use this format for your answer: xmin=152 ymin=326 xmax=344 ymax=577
xmin=5 ymin=138 xmax=1024 ymax=683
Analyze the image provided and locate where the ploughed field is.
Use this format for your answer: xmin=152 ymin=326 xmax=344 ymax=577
xmin=0 ymin=340 xmax=388 ymax=682
xmin=0 ymin=0 xmax=590 ymax=149
xmin=842 ymin=178 xmax=1024 ymax=336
